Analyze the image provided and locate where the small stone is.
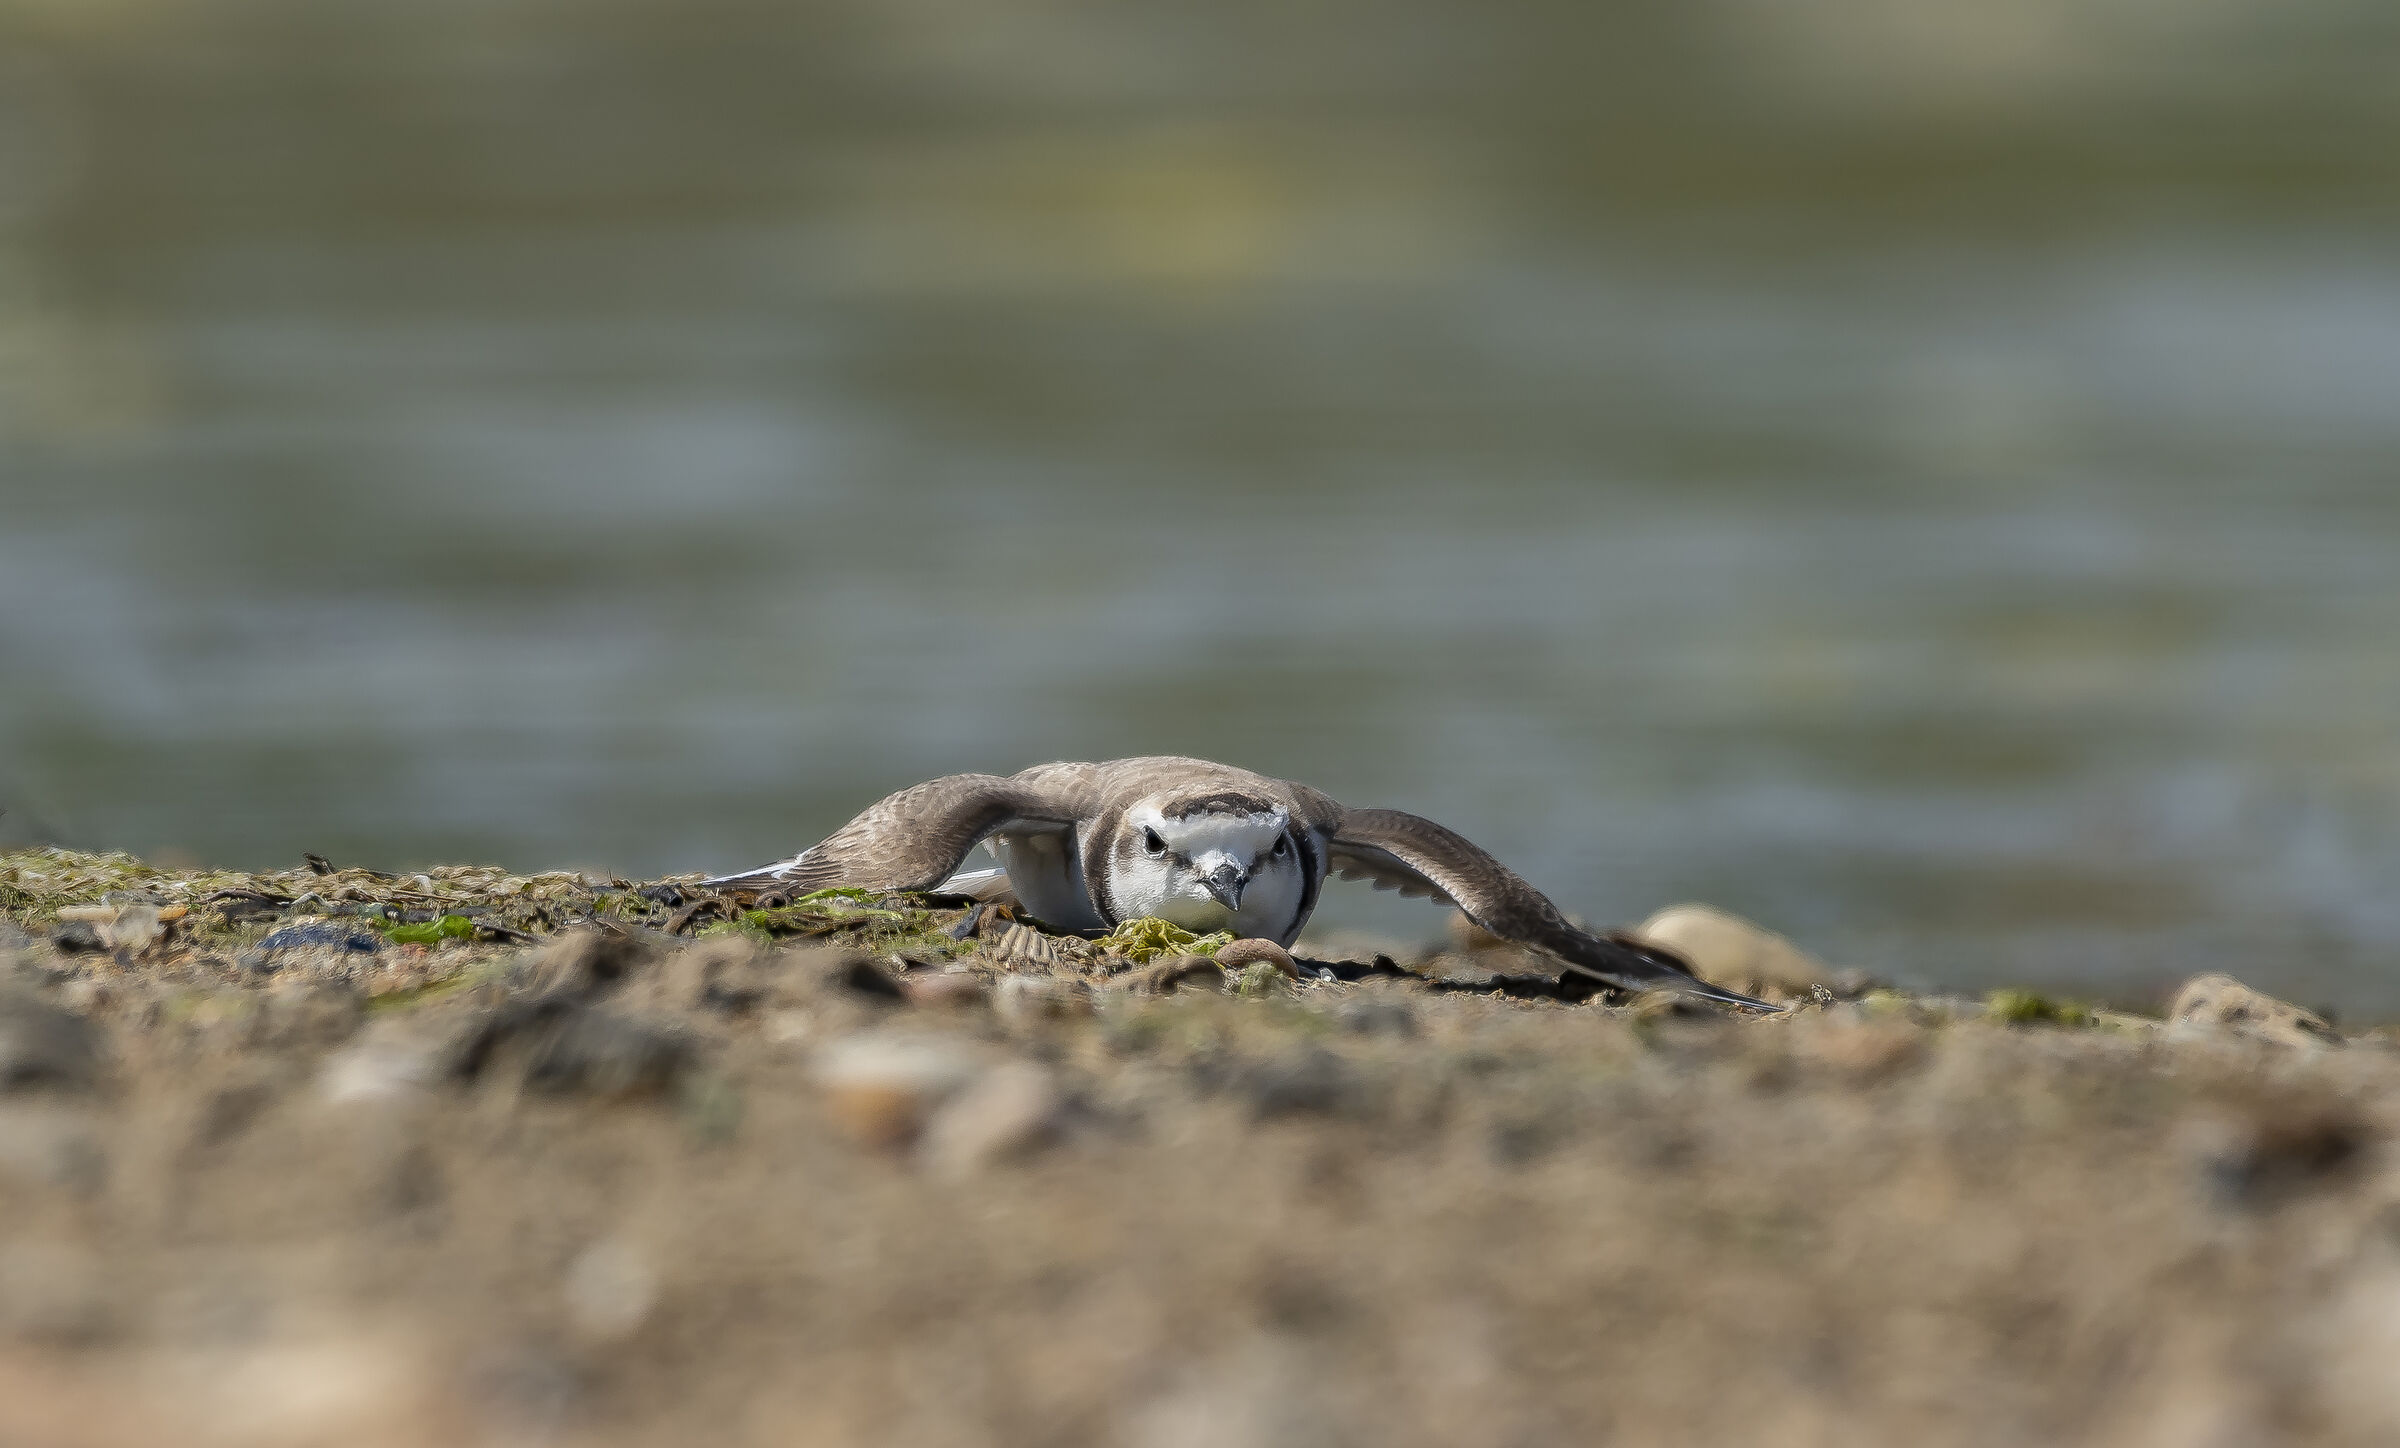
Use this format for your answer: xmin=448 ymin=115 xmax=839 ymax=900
xmin=56 ymin=978 xmax=110 ymax=1015
xmin=1213 ymin=939 xmax=1299 ymax=978
xmin=812 ymin=1034 xmax=981 ymax=1149
xmin=918 ymin=1060 xmax=1064 ymax=1178
xmin=319 ymin=1019 xmax=444 ymax=1104
xmin=763 ymin=1008 xmax=815 ymax=1045
xmin=1631 ymin=904 xmax=1845 ymax=1001
xmin=563 ymin=1239 xmax=657 ymax=1343
xmin=48 ymin=922 xmax=106 ymax=955
xmin=0 ymin=991 xmax=103 ymax=1092
xmin=176 ymin=1332 xmax=463 ymax=1446
xmin=257 ymin=922 xmax=382 ymax=955
xmin=2168 ymin=973 xmax=2342 ymax=1049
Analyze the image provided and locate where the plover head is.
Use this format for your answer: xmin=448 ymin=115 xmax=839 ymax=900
xmin=1110 ymin=791 xmax=1305 ymax=934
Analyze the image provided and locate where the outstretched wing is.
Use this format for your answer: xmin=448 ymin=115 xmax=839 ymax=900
xmin=706 ymin=772 xmax=1086 ymax=895
xmin=1324 ymin=808 xmax=1775 ymax=1010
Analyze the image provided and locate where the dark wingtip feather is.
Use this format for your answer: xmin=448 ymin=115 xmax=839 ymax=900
xmin=1677 ymin=977 xmax=1789 ymax=1013
xmin=1571 ymin=930 xmax=1789 ymax=1013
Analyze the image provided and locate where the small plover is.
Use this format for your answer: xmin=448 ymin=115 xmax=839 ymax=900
xmin=708 ymin=756 xmax=1770 ymax=1008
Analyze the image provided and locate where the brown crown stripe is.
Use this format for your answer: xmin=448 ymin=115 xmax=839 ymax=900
xmin=1158 ymin=791 xmax=1283 ymax=821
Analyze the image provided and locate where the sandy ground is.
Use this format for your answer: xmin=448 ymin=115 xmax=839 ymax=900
xmin=2 ymin=847 xmax=2398 ymax=1447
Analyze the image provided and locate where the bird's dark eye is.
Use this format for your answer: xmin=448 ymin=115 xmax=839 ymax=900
xmin=1142 ymin=827 xmax=1166 ymax=856
xmin=1271 ymin=836 xmax=1288 ymax=858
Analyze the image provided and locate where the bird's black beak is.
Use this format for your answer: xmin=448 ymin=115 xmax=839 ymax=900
xmin=1202 ymin=862 xmax=1247 ymax=912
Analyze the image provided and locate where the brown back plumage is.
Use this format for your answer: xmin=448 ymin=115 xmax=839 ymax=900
xmin=705 ymin=756 xmax=1774 ymax=1009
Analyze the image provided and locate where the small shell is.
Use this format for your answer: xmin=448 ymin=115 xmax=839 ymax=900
xmin=985 ymin=922 xmax=1064 ymax=972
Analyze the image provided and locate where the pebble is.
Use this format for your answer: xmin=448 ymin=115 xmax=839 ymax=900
xmin=1213 ymin=939 xmax=1300 ymax=978
xmin=319 ymin=1020 xmax=444 ymax=1104
xmin=257 ymin=922 xmax=382 ymax=956
xmin=48 ymin=921 xmax=106 ymax=955
xmin=812 ymin=1034 xmax=982 ymax=1148
xmin=563 ymin=1239 xmax=657 ymax=1343
xmin=2168 ymin=973 xmax=2342 ymax=1050
xmin=918 ymin=1060 xmax=1064 ymax=1178
xmin=1631 ymin=904 xmax=1847 ymax=1000
xmin=56 ymin=978 xmax=111 ymax=1015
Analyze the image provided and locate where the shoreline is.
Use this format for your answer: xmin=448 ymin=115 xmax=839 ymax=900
xmin=1 ymin=846 xmax=2394 ymax=1445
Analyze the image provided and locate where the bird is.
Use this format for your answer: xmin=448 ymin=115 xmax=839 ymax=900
xmin=705 ymin=756 xmax=1774 ymax=1010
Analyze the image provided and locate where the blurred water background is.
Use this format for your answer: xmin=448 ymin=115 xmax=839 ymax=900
xmin=2 ymin=0 xmax=2397 ymax=1010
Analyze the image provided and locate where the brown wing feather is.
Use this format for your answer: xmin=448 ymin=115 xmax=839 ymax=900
xmin=708 ymin=771 xmax=1088 ymax=895
xmin=1325 ymin=808 xmax=1774 ymax=1009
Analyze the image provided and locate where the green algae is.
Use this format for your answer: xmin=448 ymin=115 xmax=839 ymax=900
xmin=1985 ymin=989 xmax=2095 ymax=1028
xmin=377 ymin=914 xmax=476 ymax=945
xmin=1096 ymin=916 xmax=1234 ymax=963
xmin=1232 ymin=960 xmax=1289 ymax=998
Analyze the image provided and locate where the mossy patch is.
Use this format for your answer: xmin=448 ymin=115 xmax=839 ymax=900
xmin=1232 ymin=961 xmax=1289 ymax=998
xmin=1985 ymin=989 xmax=2095 ymax=1028
xmin=376 ymin=914 xmax=477 ymax=945
xmin=695 ymin=890 xmax=972 ymax=962
xmin=1097 ymin=916 xmax=1234 ymax=963
xmin=0 ymin=847 xmax=651 ymax=936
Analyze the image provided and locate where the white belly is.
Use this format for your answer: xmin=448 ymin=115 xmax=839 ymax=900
xmin=987 ymin=833 xmax=1108 ymax=933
